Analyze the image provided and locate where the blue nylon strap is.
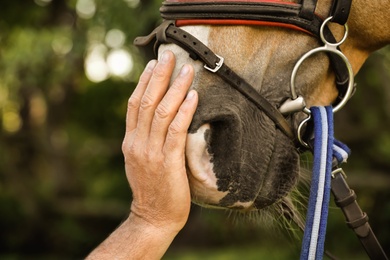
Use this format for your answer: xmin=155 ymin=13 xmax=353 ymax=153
xmin=333 ymin=139 xmax=351 ymax=165
xmin=300 ymin=106 xmax=333 ymax=260
xmin=300 ymin=106 xmax=350 ymax=260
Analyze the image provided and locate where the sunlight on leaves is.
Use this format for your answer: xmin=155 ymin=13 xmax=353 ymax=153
xmin=85 ymin=44 xmax=109 ymax=82
xmin=105 ymin=29 xmax=126 ymax=49
xmin=34 ymin=0 xmax=52 ymax=7
xmin=76 ymin=0 xmax=96 ymax=19
xmin=52 ymin=35 xmax=73 ymax=56
xmin=2 ymin=102 xmax=22 ymax=133
xmin=107 ymin=48 xmax=134 ymax=78
xmin=123 ymin=0 xmax=140 ymax=8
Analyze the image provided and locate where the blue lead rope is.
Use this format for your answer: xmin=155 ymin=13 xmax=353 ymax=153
xmin=300 ymin=106 xmax=350 ymax=260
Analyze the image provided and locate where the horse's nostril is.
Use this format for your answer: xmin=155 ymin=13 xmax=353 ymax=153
xmin=209 ymin=120 xmax=237 ymax=152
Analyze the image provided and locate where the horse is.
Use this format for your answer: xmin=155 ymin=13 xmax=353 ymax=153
xmin=136 ymin=0 xmax=389 ymax=231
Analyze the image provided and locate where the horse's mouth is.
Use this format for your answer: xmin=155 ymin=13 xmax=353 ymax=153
xmin=185 ymin=123 xmax=228 ymax=206
xmin=186 ymin=120 xmax=266 ymax=211
xmin=181 ymin=66 xmax=300 ymax=211
xmin=185 ymin=109 xmax=300 ymax=211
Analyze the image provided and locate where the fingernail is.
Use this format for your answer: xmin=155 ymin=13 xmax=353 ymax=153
xmin=160 ymin=51 xmax=171 ymax=63
xmin=180 ymin=65 xmax=190 ymax=76
xmin=146 ymin=60 xmax=157 ymax=71
xmin=186 ymin=90 xmax=196 ymax=100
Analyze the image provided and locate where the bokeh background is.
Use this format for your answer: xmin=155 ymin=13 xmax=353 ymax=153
xmin=0 ymin=0 xmax=389 ymax=259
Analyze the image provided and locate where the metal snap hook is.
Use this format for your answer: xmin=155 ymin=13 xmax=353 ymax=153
xmin=297 ymin=108 xmax=312 ymax=148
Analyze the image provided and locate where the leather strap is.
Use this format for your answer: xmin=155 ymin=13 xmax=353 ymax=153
xmin=330 ymin=0 xmax=353 ymax=25
xmin=134 ymin=21 xmax=295 ymax=139
xmin=160 ymin=1 xmax=321 ymax=35
xmin=176 ymin=19 xmax=313 ymax=34
xmin=299 ymin=0 xmax=351 ymax=25
xmin=331 ymin=170 xmax=388 ymax=260
xmin=299 ymin=0 xmax=318 ymax=20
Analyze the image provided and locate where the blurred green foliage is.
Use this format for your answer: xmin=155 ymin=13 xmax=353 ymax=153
xmin=0 ymin=0 xmax=161 ymax=257
xmin=0 ymin=0 xmax=389 ymax=259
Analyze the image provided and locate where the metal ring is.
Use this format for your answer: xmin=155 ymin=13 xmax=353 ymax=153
xmin=290 ymin=20 xmax=354 ymax=113
xmin=320 ymin=16 xmax=349 ymax=47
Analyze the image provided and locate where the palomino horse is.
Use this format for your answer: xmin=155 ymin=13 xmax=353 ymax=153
xmin=136 ymin=0 xmax=389 ymax=244
xmin=135 ymin=0 xmax=390 ymax=257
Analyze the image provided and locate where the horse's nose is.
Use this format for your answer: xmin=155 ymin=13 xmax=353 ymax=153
xmin=188 ymin=102 xmax=244 ymax=176
xmin=185 ymin=95 xmax=249 ymax=207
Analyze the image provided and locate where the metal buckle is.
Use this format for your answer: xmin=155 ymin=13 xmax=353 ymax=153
xmin=331 ymin=167 xmax=347 ymax=179
xmin=204 ymin=54 xmax=224 ymax=73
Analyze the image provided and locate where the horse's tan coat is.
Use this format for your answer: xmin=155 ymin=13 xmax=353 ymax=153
xmin=160 ymin=0 xmax=390 ymax=210
xmin=206 ymin=0 xmax=390 ymax=108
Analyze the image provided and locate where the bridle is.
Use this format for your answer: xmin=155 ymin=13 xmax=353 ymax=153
xmin=134 ymin=0 xmax=388 ymax=259
xmin=135 ymin=0 xmax=354 ymax=146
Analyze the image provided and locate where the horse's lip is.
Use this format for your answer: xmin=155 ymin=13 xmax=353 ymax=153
xmin=185 ymin=123 xmax=215 ymax=184
xmin=226 ymin=201 xmax=256 ymax=211
xmin=185 ymin=123 xmax=230 ymax=205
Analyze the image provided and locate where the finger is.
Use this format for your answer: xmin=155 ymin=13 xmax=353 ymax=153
xmin=163 ymin=89 xmax=198 ymax=157
xmin=136 ymin=51 xmax=176 ymax=140
xmin=149 ymin=64 xmax=195 ymax=148
xmin=126 ymin=60 xmax=157 ymax=133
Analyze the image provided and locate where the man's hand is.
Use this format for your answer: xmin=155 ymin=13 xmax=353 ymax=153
xmin=123 ymin=50 xmax=197 ymax=233
xmin=87 ymin=50 xmax=198 ymax=259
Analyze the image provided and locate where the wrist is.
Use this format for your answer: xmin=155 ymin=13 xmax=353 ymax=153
xmin=127 ymin=211 xmax=182 ymax=239
xmin=86 ymin=211 xmax=181 ymax=259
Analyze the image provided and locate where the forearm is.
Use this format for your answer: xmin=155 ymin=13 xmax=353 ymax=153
xmin=86 ymin=214 xmax=178 ymax=260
